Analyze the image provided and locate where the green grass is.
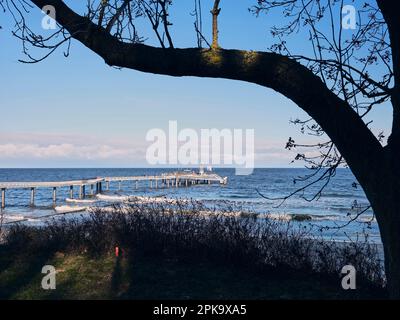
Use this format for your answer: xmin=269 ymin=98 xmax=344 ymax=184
xmin=0 ymin=250 xmax=386 ymax=300
xmin=0 ymin=251 xmax=114 ymax=299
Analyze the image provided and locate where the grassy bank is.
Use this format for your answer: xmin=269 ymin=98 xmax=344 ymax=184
xmin=0 ymin=201 xmax=387 ymax=299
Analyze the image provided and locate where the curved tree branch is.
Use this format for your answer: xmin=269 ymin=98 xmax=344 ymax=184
xmin=29 ymin=0 xmax=383 ymax=195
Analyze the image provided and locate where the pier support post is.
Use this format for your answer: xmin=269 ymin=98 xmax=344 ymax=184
xmin=155 ymin=179 xmax=158 ymax=189
xmin=106 ymin=181 xmax=110 ymax=191
xmin=80 ymin=185 xmax=86 ymax=199
xmin=1 ymin=188 xmax=5 ymax=209
xmin=52 ymin=187 xmax=57 ymax=205
xmin=90 ymin=184 xmax=94 ymax=195
xmin=150 ymin=180 xmax=153 ymax=189
xmin=70 ymin=186 xmax=73 ymax=199
xmin=118 ymin=181 xmax=122 ymax=191
xmin=136 ymin=180 xmax=138 ymax=189
xmin=30 ymin=187 xmax=35 ymax=206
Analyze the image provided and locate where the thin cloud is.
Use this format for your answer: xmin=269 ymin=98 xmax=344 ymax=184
xmin=0 ymin=133 xmax=318 ymax=167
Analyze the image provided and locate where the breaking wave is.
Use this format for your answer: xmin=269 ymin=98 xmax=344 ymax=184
xmin=54 ymin=205 xmax=88 ymax=214
xmin=66 ymin=198 xmax=97 ymax=204
xmin=96 ymin=194 xmax=130 ymax=202
xmin=261 ymin=212 xmax=376 ymax=223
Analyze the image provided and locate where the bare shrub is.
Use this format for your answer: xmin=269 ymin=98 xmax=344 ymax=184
xmin=3 ymin=200 xmax=385 ymax=289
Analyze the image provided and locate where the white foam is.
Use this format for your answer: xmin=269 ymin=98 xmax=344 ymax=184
xmin=95 ymin=193 xmax=188 ymax=205
xmin=3 ymin=214 xmax=25 ymax=221
xmin=358 ymin=215 xmax=377 ymax=223
xmin=128 ymin=195 xmax=188 ymax=205
xmin=263 ymin=213 xmax=293 ymax=221
xmin=66 ymin=198 xmax=97 ymax=204
xmin=2 ymin=215 xmax=27 ymax=223
xmin=260 ymin=212 xmax=377 ymax=223
xmin=260 ymin=212 xmax=343 ymax=222
xmin=88 ymin=206 xmax=131 ymax=214
xmin=96 ymin=194 xmax=130 ymax=202
xmin=54 ymin=205 xmax=88 ymax=214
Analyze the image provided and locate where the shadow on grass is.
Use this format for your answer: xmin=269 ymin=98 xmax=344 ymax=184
xmin=0 ymin=246 xmax=55 ymax=299
xmin=111 ymin=254 xmax=123 ymax=296
xmin=113 ymin=249 xmax=386 ymax=300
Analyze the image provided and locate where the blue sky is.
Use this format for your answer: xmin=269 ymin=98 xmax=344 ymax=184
xmin=0 ymin=0 xmax=393 ymax=168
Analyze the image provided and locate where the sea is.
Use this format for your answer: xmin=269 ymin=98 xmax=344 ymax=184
xmin=0 ymin=168 xmax=380 ymax=243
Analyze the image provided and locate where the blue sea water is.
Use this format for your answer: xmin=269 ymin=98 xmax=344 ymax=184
xmin=0 ymin=168 xmax=380 ymax=243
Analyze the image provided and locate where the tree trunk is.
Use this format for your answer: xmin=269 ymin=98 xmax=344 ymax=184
xmin=382 ymin=222 xmax=400 ymax=298
xmin=375 ymin=205 xmax=400 ymax=298
xmin=376 ymin=0 xmax=400 ymax=299
xmin=368 ymin=157 xmax=400 ymax=299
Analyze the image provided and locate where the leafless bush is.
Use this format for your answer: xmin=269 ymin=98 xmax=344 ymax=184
xmin=3 ymin=200 xmax=385 ymax=288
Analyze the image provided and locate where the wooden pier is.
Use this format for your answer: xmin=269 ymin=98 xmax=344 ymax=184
xmin=0 ymin=172 xmax=227 ymax=209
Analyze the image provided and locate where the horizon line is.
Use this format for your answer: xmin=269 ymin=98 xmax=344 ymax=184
xmin=0 ymin=166 xmax=350 ymax=170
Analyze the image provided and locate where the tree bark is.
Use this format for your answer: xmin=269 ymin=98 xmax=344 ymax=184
xmin=375 ymin=0 xmax=400 ymax=298
xmin=380 ymin=216 xmax=400 ymax=298
xmin=370 ymin=178 xmax=400 ymax=298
